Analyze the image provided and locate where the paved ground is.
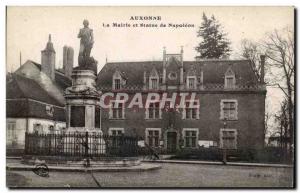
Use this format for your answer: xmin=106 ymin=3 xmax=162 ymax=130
xmin=7 ymin=162 xmax=294 ymax=188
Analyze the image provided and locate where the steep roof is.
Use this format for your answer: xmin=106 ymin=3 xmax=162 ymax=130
xmin=6 ymin=73 xmax=64 ymax=107
xmin=30 ymin=61 xmax=72 ymax=90
xmin=96 ymin=59 xmax=259 ymax=88
xmin=97 ymin=61 xmax=163 ymax=88
xmin=14 ymin=60 xmax=71 ymax=104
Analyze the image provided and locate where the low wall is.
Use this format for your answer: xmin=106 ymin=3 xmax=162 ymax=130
xmin=22 ymin=155 xmax=141 ymax=167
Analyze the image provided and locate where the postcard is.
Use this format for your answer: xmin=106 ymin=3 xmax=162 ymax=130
xmin=6 ymin=6 xmax=295 ymax=188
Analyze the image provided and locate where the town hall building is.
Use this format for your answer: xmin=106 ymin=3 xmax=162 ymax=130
xmin=97 ymin=47 xmax=267 ymax=152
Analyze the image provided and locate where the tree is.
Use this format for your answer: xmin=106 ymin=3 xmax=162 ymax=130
xmin=240 ymin=39 xmax=265 ymax=79
xmin=196 ymin=13 xmax=231 ymax=59
xmin=240 ymin=27 xmax=294 ymax=154
xmin=274 ymin=100 xmax=289 ymax=147
xmin=263 ymin=27 xmax=294 ymax=153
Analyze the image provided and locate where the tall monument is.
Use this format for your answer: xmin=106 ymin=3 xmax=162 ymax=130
xmin=75 ymin=19 xmax=98 ymax=74
xmin=64 ymin=20 xmax=101 ymax=133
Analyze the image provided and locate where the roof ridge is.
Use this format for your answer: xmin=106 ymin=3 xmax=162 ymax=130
xmin=106 ymin=61 xmax=162 ymax=64
xmin=105 ymin=59 xmax=250 ymax=64
xmin=195 ymin=59 xmax=250 ymax=62
xmin=25 ymin=60 xmax=70 ymax=77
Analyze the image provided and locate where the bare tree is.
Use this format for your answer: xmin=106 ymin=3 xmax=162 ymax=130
xmin=240 ymin=27 xmax=294 ymax=158
xmin=240 ymin=39 xmax=263 ymax=79
xmin=240 ymin=39 xmax=270 ymax=145
xmin=263 ymin=27 xmax=294 ymax=151
xmin=274 ymin=99 xmax=290 ymax=162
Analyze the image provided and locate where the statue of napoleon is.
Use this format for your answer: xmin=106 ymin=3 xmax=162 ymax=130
xmin=77 ymin=19 xmax=97 ymax=74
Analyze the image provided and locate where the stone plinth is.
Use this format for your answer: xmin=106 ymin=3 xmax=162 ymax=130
xmin=64 ymin=69 xmax=101 ymax=133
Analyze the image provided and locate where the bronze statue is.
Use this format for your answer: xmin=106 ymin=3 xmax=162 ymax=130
xmin=78 ymin=19 xmax=94 ymax=62
xmin=76 ymin=19 xmax=97 ymax=74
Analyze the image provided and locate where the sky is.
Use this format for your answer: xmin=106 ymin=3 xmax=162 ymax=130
xmin=6 ymin=6 xmax=294 ymax=133
xmin=7 ymin=6 xmax=294 ymax=71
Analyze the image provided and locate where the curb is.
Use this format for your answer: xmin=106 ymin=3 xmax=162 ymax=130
xmin=142 ymin=160 xmax=293 ymax=168
xmin=6 ymin=164 xmax=162 ymax=172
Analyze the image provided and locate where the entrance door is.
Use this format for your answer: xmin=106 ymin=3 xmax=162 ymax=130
xmin=167 ymin=132 xmax=177 ymax=153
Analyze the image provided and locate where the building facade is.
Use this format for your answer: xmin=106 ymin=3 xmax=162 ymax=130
xmin=6 ymin=35 xmax=73 ymax=154
xmin=6 ymin=36 xmax=267 ymax=154
xmin=97 ymin=48 xmax=267 ymax=152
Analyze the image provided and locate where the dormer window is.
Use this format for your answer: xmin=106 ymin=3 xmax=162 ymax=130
xmin=150 ymin=78 xmax=158 ymax=89
xmin=225 ymin=76 xmax=235 ymax=88
xmin=112 ymin=70 xmax=124 ymax=90
xmin=114 ymin=78 xmax=121 ymax=90
xmin=187 ymin=76 xmax=196 ymax=89
xmin=224 ymin=67 xmax=236 ymax=89
xmin=149 ymin=67 xmax=159 ymax=90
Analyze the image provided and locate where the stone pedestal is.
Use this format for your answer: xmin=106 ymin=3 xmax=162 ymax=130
xmin=64 ymin=69 xmax=102 ymax=133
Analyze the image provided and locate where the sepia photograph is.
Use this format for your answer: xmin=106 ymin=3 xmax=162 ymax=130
xmin=5 ymin=6 xmax=295 ymax=188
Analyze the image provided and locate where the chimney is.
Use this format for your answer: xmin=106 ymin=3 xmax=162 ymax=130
xmin=162 ymin=47 xmax=166 ymax=85
xmin=180 ymin=46 xmax=184 ymax=85
xmin=163 ymin=47 xmax=166 ymax=64
xmin=180 ymin=46 xmax=184 ymax=60
xmin=260 ymin=55 xmax=265 ymax=83
xmin=63 ymin=46 xmax=74 ymax=78
xmin=41 ymin=34 xmax=56 ymax=81
xmin=63 ymin=45 xmax=68 ymax=70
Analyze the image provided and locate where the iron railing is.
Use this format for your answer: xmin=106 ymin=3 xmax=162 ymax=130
xmin=24 ymin=132 xmax=138 ymax=157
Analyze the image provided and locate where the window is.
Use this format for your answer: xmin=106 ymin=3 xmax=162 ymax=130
xmin=147 ymin=102 xmax=160 ymax=119
xmin=109 ymin=128 xmax=124 ymax=147
xmin=197 ymin=76 xmax=201 ymax=84
xmin=159 ymin=75 xmax=163 ymax=84
xmin=183 ymin=128 xmax=198 ymax=148
xmin=109 ymin=128 xmax=124 ymax=136
xmin=146 ymin=128 xmax=161 ymax=147
xmin=225 ymin=76 xmax=235 ymax=89
xmin=220 ymin=100 xmax=238 ymax=120
xmin=110 ymin=101 xmax=124 ymax=119
xmin=220 ymin=129 xmax=237 ymax=149
xmin=187 ymin=76 xmax=196 ymax=89
xmin=184 ymin=101 xmax=199 ymax=119
xmin=114 ymin=78 xmax=121 ymax=90
xmin=224 ymin=68 xmax=236 ymax=89
xmin=70 ymin=106 xmax=85 ymax=127
xmin=150 ymin=78 xmax=158 ymax=89
xmin=183 ymin=101 xmax=199 ymax=120
xmin=7 ymin=121 xmax=17 ymax=144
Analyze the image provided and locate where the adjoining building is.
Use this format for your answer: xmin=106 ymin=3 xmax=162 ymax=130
xmin=97 ymin=47 xmax=267 ymax=152
xmin=6 ymin=35 xmax=73 ymax=154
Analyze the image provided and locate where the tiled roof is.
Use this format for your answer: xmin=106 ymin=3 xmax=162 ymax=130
xmin=6 ymin=73 xmax=64 ymax=107
xmin=96 ymin=59 xmax=259 ymax=88
xmin=97 ymin=61 xmax=163 ymax=88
